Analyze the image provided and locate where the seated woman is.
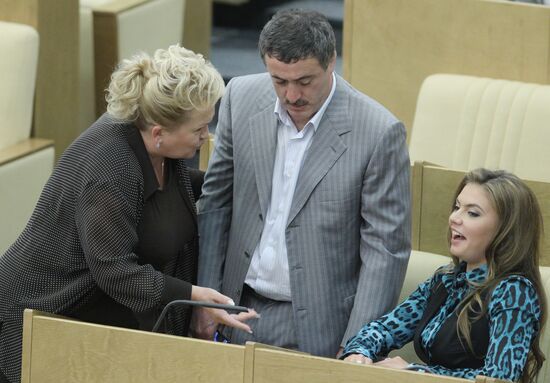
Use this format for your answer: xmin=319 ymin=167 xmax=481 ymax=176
xmin=0 ymin=45 xmax=256 ymax=383
xmin=342 ymin=168 xmax=546 ymax=382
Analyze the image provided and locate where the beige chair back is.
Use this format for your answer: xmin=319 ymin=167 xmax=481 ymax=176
xmin=409 ymin=74 xmax=550 ymax=182
xmin=0 ymin=0 xmax=79 ymax=159
xmin=0 ymin=22 xmax=38 ymax=150
xmin=0 ymin=21 xmax=54 ymax=255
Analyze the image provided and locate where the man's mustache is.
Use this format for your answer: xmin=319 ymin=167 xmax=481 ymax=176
xmin=285 ymin=99 xmax=308 ymax=107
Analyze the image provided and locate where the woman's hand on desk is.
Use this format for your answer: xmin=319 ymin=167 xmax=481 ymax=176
xmin=190 ymin=286 xmax=259 ymax=335
xmin=344 ymin=354 xmax=373 ymax=365
xmin=374 ymin=356 xmax=409 ymax=370
xmin=344 ymin=354 xmax=408 ymax=369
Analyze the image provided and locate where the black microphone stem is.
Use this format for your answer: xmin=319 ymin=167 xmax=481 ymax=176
xmin=152 ymin=300 xmax=249 ymax=333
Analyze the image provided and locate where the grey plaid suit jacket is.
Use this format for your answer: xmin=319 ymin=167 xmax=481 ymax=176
xmin=198 ymin=73 xmax=411 ymax=357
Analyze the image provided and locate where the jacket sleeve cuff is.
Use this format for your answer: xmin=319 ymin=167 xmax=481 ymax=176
xmin=161 ymin=274 xmax=192 ymax=304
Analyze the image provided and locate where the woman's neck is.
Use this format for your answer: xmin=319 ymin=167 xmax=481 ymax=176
xmin=138 ymin=128 xmax=165 ymax=189
xmin=151 ymin=156 xmax=165 ymax=189
xmin=466 ymin=260 xmax=487 ymax=272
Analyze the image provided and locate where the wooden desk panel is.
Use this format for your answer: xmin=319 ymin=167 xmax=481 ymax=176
xmin=22 ymin=310 xmax=244 ymax=383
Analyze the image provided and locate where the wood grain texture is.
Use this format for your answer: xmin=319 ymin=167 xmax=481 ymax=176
xmin=22 ymin=310 xmax=244 ymax=383
xmin=252 ymin=348 xmax=473 ymax=383
xmin=343 ymin=0 xmax=550 ymax=136
xmin=21 ymin=310 xmax=507 ymax=383
xmin=93 ymin=10 xmax=119 ymax=116
xmin=183 ymin=0 xmax=212 ymax=57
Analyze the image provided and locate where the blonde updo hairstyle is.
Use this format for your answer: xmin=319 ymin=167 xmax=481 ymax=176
xmin=106 ymin=44 xmax=224 ymax=130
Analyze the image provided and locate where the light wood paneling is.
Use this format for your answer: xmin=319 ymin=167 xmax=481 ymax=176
xmin=417 ymin=165 xmax=463 ymax=257
xmin=21 ymin=310 xmax=509 ymax=383
xmin=343 ymin=0 xmax=550 ymax=137
xmin=21 ymin=310 xmax=244 ymax=383
xmin=92 ymin=9 xmax=119 ymax=117
xmin=0 ymin=0 xmax=79 ymax=160
xmin=252 ymin=348 xmax=473 ymax=383
xmin=183 ymin=0 xmax=212 ymax=58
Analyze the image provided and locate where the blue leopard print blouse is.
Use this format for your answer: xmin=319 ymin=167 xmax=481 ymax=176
xmin=342 ymin=263 xmax=541 ymax=381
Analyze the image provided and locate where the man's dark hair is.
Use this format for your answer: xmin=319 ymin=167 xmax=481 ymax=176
xmin=259 ymin=9 xmax=336 ymax=70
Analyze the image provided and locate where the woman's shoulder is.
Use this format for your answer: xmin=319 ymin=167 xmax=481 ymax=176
xmin=58 ymin=116 xmax=142 ymax=190
xmin=488 ymin=275 xmax=540 ymax=316
xmin=63 ymin=115 xmax=128 ymax=157
xmin=493 ymin=274 xmax=536 ymax=294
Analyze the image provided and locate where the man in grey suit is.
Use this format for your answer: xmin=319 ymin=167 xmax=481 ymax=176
xmin=195 ymin=9 xmax=411 ymax=357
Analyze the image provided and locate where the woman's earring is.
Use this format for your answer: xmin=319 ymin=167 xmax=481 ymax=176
xmin=156 ymin=140 xmax=162 ymax=149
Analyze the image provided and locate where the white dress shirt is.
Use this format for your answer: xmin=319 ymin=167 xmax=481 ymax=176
xmin=244 ymin=73 xmax=336 ymax=301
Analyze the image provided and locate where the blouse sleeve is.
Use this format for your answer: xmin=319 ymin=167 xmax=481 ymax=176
xmin=341 ymin=275 xmax=436 ymax=361
xmin=407 ymin=277 xmax=541 ymax=381
xmin=75 ymin=180 xmax=191 ymax=313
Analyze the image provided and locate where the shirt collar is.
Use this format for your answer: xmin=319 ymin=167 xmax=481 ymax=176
xmin=442 ymin=262 xmax=488 ymax=290
xmin=274 ymin=72 xmax=337 ymax=132
xmin=463 ymin=263 xmax=488 ymax=283
xmin=125 ymin=123 xmax=159 ymax=200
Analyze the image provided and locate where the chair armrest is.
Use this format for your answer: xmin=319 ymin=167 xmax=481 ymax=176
xmin=88 ymin=0 xmax=149 ymax=13
xmin=0 ymin=138 xmax=54 ymax=167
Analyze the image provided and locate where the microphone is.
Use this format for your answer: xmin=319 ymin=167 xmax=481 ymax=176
xmin=151 ymin=300 xmax=250 ymax=333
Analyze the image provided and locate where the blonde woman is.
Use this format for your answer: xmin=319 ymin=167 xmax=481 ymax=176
xmin=343 ymin=169 xmax=546 ymax=383
xmin=0 ymin=45 xmax=256 ymax=383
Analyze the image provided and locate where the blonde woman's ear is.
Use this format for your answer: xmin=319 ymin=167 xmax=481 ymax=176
xmin=150 ymin=124 xmax=163 ymax=138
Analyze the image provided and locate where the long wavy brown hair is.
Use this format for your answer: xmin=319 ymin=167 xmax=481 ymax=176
xmin=447 ymin=169 xmax=546 ymax=383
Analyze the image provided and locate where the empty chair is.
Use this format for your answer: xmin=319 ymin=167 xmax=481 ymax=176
xmin=409 ymin=74 xmax=550 ymax=182
xmin=0 ymin=21 xmax=54 ymax=255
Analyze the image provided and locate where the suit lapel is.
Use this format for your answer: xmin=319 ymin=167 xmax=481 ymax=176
xmin=287 ymin=79 xmax=351 ymax=226
xmin=249 ymin=103 xmax=278 ymax=218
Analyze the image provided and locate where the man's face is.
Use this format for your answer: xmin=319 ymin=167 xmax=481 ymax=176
xmin=265 ymin=54 xmax=335 ymax=130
